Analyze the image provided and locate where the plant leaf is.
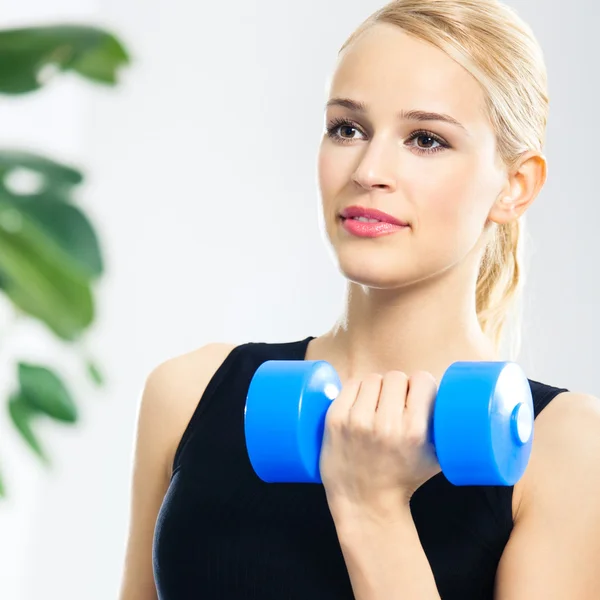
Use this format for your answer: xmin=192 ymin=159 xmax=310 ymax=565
xmin=0 ymin=467 xmax=5 ymax=498
xmin=13 ymin=196 xmax=104 ymax=279
xmin=0 ymin=25 xmax=130 ymax=95
xmin=7 ymin=392 xmax=50 ymax=465
xmin=0 ymin=198 xmax=94 ymax=341
xmin=69 ymin=31 xmax=130 ymax=84
xmin=86 ymin=360 xmax=104 ymax=387
xmin=0 ymin=150 xmax=82 ymax=196
xmin=0 ymin=151 xmax=102 ymax=279
xmin=18 ymin=363 xmax=78 ymax=423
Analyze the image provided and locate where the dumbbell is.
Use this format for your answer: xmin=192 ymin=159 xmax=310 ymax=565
xmin=244 ymin=360 xmax=534 ymax=486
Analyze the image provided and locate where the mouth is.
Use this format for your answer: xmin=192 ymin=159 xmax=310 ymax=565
xmin=339 ymin=205 xmax=409 ymax=227
xmin=338 ymin=213 xmax=410 ymax=239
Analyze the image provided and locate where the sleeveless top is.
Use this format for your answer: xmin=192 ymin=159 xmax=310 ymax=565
xmin=152 ymin=336 xmax=569 ymax=600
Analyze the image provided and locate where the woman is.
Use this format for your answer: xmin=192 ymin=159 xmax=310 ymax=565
xmin=119 ymin=1 xmax=600 ymax=598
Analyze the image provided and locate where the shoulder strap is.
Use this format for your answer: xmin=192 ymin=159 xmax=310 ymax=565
xmin=528 ymin=379 xmax=570 ymax=419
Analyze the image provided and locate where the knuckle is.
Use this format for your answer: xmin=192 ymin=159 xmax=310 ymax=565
xmin=410 ymin=370 xmax=437 ymax=387
xmin=404 ymin=421 xmax=428 ymax=446
xmin=349 ymin=415 xmax=372 ymax=434
xmin=378 ymin=420 xmax=397 ymax=440
xmin=325 ymin=410 xmax=346 ymax=432
xmin=363 ymin=372 xmax=383 ymax=385
xmin=384 ymin=370 xmax=409 ymax=384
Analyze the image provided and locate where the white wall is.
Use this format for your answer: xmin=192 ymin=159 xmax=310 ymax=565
xmin=0 ymin=1 xmax=99 ymax=598
xmin=0 ymin=0 xmax=597 ymax=598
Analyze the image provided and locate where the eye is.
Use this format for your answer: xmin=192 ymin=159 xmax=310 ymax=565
xmin=327 ymin=118 xmax=366 ymax=143
xmin=325 ymin=117 xmax=366 ymax=143
xmin=407 ymin=131 xmax=450 ymax=154
xmin=325 ymin=117 xmax=451 ymax=155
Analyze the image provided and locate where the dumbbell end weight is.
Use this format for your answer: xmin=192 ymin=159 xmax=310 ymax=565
xmin=434 ymin=361 xmax=534 ymax=486
xmin=245 ymin=360 xmax=340 ymax=483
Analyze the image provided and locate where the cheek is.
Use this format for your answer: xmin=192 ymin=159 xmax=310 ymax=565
xmin=419 ymin=157 xmax=492 ymax=227
xmin=317 ymin=147 xmax=337 ymax=196
xmin=318 ymin=144 xmax=355 ymax=199
xmin=414 ymin=165 xmax=492 ymax=255
xmin=317 ymin=148 xmax=342 ymax=240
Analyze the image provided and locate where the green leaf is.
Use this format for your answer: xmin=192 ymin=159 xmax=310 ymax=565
xmin=8 ymin=392 xmax=50 ymax=465
xmin=0 ymin=151 xmax=102 ymax=280
xmin=0 ymin=467 xmax=6 ymax=498
xmin=13 ymin=197 xmax=104 ymax=279
xmin=0 ymin=25 xmax=130 ymax=95
xmin=18 ymin=363 xmax=78 ymax=423
xmin=0 ymin=198 xmax=94 ymax=341
xmin=0 ymin=150 xmax=82 ymax=196
xmin=86 ymin=360 xmax=104 ymax=387
xmin=69 ymin=31 xmax=130 ymax=84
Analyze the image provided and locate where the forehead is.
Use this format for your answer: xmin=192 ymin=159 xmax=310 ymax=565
xmin=329 ymin=23 xmax=488 ymax=128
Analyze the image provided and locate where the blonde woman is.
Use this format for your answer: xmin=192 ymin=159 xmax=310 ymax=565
xmin=120 ymin=1 xmax=600 ymax=598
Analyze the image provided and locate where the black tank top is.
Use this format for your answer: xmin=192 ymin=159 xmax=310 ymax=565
xmin=153 ymin=336 xmax=569 ymax=600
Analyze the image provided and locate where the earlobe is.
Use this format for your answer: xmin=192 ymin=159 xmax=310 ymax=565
xmin=501 ymin=194 xmax=518 ymax=216
xmin=488 ymin=194 xmax=518 ymax=225
xmin=489 ymin=152 xmax=547 ymax=225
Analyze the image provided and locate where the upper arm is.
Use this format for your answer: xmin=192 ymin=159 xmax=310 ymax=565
xmin=118 ymin=343 xmax=236 ymax=600
xmin=495 ymin=392 xmax=600 ymax=599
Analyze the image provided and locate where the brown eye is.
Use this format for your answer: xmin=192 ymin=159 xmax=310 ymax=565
xmin=406 ymin=130 xmax=449 ymax=155
xmin=416 ymin=135 xmax=437 ymax=148
xmin=339 ymin=125 xmax=358 ymax=139
xmin=326 ymin=118 xmax=365 ymax=143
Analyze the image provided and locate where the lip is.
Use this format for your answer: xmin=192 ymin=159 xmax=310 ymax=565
xmin=339 ymin=205 xmax=409 ymax=227
xmin=341 ymin=218 xmax=408 ymax=238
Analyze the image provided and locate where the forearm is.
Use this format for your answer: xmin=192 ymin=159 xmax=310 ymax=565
xmin=334 ymin=506 xmax=441 ymax=600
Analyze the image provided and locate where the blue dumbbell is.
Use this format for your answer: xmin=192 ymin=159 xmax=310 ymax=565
xmin=244 ymin=360 xmax=534 ymax=486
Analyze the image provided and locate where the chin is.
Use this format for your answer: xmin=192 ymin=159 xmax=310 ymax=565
xmin=336 ymin=260 xmax=421 ymax=289
xmin=333 ymin=243 xmax=457 ymax=290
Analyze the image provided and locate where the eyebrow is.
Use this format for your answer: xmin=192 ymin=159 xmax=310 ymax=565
xmin=325 ymin=97 xmax=469 ymax=135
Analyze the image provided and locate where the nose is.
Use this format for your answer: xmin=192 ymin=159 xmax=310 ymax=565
xmin=351 ymin=138 xmax=398 ymax=192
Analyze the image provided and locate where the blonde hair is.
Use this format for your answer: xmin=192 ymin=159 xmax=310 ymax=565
xmin=339 ymin=0 xmax=548 ymax=359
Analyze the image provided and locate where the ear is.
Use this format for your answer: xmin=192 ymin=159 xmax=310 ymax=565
xmin=488 ymin=151 xmax=547 ymax=225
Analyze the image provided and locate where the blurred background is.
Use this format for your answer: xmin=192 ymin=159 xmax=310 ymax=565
xmin=0 ymin=0 xmax=597 ymax=598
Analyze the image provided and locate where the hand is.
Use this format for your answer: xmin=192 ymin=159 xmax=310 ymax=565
xmin=320 ymin=371 xmax=442 ymax=523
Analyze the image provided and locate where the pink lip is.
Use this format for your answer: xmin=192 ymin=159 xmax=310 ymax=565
xmin=340 ymin=206 xmax=409 ymax=226
xmin=339 ymin=205 xmax=410 ymax=238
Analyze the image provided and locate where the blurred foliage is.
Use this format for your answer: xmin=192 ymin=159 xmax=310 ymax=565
xmin=0 ymin=25 xmax=129 ymax=498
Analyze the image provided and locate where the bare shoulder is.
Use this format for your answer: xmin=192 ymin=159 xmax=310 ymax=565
xmin=513 ymin=390 xmax=600 ymax=519
xmin=145 ymin=342 xmax=239 ymax=478
xmin=496 ymin=391 xmax=600 ymax=598
xmin=118 ymin=342 xmax=237 ymax=600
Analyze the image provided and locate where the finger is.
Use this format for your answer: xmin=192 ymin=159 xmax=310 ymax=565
xmin=405 ymin=371 xmax=438 ymax=445
xmin=325 ymin=378 xmax=362 ymax=426
xmin=349 ymin=373 xmax=383 ymax=429
xmin=374 ymin=370 xmax=408 ymax=432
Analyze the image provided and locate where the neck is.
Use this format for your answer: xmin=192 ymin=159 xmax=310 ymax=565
xmin=318 ymin=267 xmax=499 ymax=385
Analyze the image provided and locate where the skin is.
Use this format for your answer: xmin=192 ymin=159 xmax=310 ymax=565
xmin=119 ymin=21 xmax=600 ymax=600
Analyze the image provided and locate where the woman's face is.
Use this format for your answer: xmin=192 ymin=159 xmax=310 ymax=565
xmin=317 ymin=23 xmax=508 ymax=289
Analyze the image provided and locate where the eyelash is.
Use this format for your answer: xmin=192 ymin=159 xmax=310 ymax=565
xmin=325 ymin=117 xmax=450 ymax=155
